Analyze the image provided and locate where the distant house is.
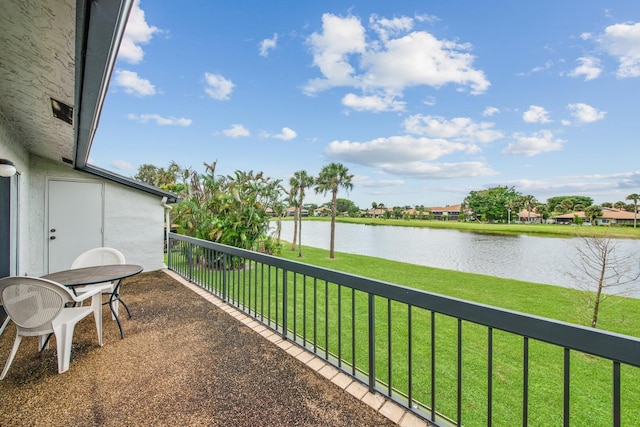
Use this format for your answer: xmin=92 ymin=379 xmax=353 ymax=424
xmin=363 ymin=208 xmax=390 ymax=218
xmin=402 ymin=208 xmax=429 ymax=219
xmin=427 ymin=204 xmax=462 ymax=221
xmin=517 ymin=210 xmax=542 ymax=224
xmin=595 ymin=208 xmax=637 ymax=226
xmin=552 ymin=208 xmax=637 ymax=225
xmin=314 ymin=206 xmax=332 ymax=217
xmin=286 ymin=207 xmax=309 ymax=217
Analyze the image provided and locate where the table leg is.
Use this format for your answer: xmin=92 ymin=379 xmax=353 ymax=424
xmin=109 ymin=280 xmax=125 ymax=338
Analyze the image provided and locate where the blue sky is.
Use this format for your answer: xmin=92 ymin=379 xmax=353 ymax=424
xmin=90 ymin=1 xmax=640 ymax=209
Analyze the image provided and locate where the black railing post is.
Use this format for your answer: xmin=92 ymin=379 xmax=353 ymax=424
xmin=188 ymin=243 xmax=194 ymax=282
xmin=282 ymin=269 xmax=288 ymax=339
xmin=613 ymin=361 xmax=621 ymax=427
xmin=222 ymin=253 xmax=228 ymax=302
xmin=368 ymin=293 xmax=376 ymax=392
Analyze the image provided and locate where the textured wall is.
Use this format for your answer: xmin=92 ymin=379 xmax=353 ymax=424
xmin=26 ymin=156 xmax=166 ymax=276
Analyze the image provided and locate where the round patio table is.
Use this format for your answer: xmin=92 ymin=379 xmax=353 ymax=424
xmin=42 ymin=264 xmax=143 ymax=338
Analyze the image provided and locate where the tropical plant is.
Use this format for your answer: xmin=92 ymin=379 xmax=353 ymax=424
xmin=288 ymin=180 xmax=299 ymax=252
xmin=521 ymin=194 xmax=538 ymax=223
xmin=291 ymin=170 xmax=315 ymax=257
xmin=504 ymin=197 xmax=520 ymax=224
xmin=626 ymin=193 xmax=639 ymax=228
xmin=314 ymin=163 xmax=354 ymax=259
xmin=172 ymin=162 xmax=283 ymax=255
xmin=584 ymin=205 xmax=603 ymax=223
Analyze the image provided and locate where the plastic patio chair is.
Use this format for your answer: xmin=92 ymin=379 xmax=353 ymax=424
xmin=71 ymin=247 xmax=129 ymax=321
xmin=0 ymin=276 xmax=111 ymax=379
xmin=0 ymin=306 xmax=9 ymax=337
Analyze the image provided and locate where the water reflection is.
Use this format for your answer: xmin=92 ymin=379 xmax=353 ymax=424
xmin=277 ymin=221 xmax=640 ymax=298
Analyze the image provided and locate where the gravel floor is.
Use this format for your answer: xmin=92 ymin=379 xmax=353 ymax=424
xmin=0 ymin=270 xmax=398 ymax=426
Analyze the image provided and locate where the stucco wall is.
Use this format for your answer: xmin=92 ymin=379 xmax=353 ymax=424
xmin=26 ymin=156 xmax=166 ymax=275
xmin=0 ymin=109 xmax=30 ymax=276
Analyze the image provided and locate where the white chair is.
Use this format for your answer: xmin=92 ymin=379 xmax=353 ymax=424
xmin=71 ymin=247 xmax=129 ymax=321
xmin=0 ymin=276 xmax=110 ymax=379
xmin=0 ymin=306 xmax=9 ymax=337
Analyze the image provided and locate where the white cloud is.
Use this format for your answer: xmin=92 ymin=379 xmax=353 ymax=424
xmin=304 ymin=13 xmax=489 ymax=99
xmin=305 ymin=14 xmax=366 ymax=93
xmin=482 ymin=106 xmax=499 ymax=117
xmin=369 ymin=14 xmax=414 ymax=42
xmin=260 ymin=33 xmax=278 ymax=57
xmin=274 ymin=127 xmax=297 ymax=141
xmin=502 ymin=130 xmax=565 ymax=156
xmin=118 ymin=0 xmax=160 ymax=64
xmin=380 ymin=161 xmax=497 ymax=179
xmin=353 ymin=175 xmax=405 ymax=188
xmin=522 ymin=105 xmax=551 ymax=123
xmin=403 ymin=115 xmax=503 ymax=144
xmin=115 ymin=70 xmax=156 ymax=96
xmin=423 ymin=96 xmax=437 ymax=106
xmin=326 ymin=135 xmax=468 ymax=166
xmin=568 ymin=57 xmax=602 ymax=81
xmin=531 ymin=61 xmax=553 ymax=73
xmin=567 ymin=102 xmax=606 ymax=123
xmin=325 ymin=135 xmax=497 ymax=179
xmin=128 ymin=114 xmax=192 ymax=126
xmin=111 ymin=160 xmax=134 ymax=170
xmin=204 ymin=72 xmax=235 ymax=100
xmin=222 ymin=124 xmax=250 ymax=137
xmin=598 ymin=22 xmax=640 ymax=78
xmin=341 ymin=93 xmax=405 ymax=112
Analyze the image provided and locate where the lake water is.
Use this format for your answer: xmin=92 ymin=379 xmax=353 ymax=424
xmin=277 ymin=221 xmax=640 ymax=298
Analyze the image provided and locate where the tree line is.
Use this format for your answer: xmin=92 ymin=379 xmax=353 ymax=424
xmin=462 ymin=186 xmax=639 ymax=227
xmin=134 ymin=161 xmax=353 ymax=258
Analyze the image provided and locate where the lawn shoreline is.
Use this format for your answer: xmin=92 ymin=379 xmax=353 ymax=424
xmin=284 ymin=216 xmax=640 ymax=239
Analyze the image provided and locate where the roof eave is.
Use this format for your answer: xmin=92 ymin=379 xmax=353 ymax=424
xmin=83 ymin=164 xmax=180 ymax=203
xmin=74 ymin=0 xmax=134 ymax=169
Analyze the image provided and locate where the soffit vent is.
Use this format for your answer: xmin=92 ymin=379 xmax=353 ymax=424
xmin=51 ymin=98 xmax=73 ymax=125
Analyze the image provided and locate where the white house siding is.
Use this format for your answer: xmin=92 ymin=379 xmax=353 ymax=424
xmin=103 ymin=181 xmax=165 ymax=271
xmin=25 ymin=156 xmax=165 ymax=275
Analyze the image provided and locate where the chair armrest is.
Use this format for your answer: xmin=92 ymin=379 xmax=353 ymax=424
xmin=71 ymin=284 xmax=113 ymax=303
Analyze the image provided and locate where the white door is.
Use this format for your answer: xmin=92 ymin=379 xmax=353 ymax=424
xmin=48 ymin=180 xmax=104 ymax=272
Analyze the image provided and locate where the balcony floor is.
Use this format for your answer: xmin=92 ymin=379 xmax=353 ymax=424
xmin=0 ymin=270 xmax=417 ymax=426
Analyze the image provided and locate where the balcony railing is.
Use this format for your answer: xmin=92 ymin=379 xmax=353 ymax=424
xmin=167 ymin=232 xmax=640 ymax=427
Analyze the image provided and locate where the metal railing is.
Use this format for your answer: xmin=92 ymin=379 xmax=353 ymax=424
xmin=167 ymin=232 xmax=640 ymax=426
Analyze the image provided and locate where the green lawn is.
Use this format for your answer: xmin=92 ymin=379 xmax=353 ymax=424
xmin=168 ymin=236 xmax=640 ymax=425
xmin=276 ymin=243 xmax=640 ymax=426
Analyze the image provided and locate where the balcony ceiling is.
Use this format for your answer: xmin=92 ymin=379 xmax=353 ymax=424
xmin=0 ymin=1 xmax=179 ymax=202
xmin=0 ymin=0 xmax=77 ymax=165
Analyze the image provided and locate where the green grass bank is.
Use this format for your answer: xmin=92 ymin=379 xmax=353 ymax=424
xmin=277 ymin=242 xmax=640 ymax=426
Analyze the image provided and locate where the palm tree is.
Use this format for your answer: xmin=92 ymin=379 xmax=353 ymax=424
xmin=288 ymin=179 xmax=299 ymax=251
xmin=521 ymin=195 xmax=538 ymax=223
xmin=292 ymin=170 xmax=315 ymax=257
xmin=626 ymin=193 xmax=639 ymax=228
xmin=504 ymin=197 xmax=518 ymax=224
xmin=314 ymin=163 xmax=354 ymax=259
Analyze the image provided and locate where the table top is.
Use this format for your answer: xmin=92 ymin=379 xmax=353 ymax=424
xmin=42 ymin=264 xmax=143 ymax=287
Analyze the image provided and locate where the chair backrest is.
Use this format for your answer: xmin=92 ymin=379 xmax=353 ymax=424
xmin=0 ymin=277 xmax=74 ymax=330
xmin=71 ymin=247 xmax=126 ymax=269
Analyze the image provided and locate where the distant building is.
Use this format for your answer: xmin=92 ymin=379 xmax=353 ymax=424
xmin=552 ymin=207 xmax=637 ymax=225
xmin=426 ymin=204 xmax=462 ymax=221
xmin=517 ymin=210 xmax=542 ymax=223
